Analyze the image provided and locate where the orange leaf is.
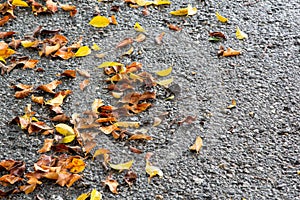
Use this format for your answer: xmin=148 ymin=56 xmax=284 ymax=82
xmin=189 ymin=136 xmax=203 ymax=153
xmin=54 ymin=48 xmax=75 ymax=60
xmin=46 ymin=0 xmax=58 ymax=13
xmin=37 ymin=80 xmax=62 ymax=94
xmin=61 ymin=69 xmax=76 ymax=78
xmin=20 ymin=184 xmax=36 ymax=194
xmin=0 ymin=174 xmax=23 ymax=184
xmin=37 ymin=139 xmax=54 ymax=153
xmin=128 ymin=134 xmax=152 ymax=140
xmin=31 ymin=95 xmax=44 ymax=105
xmin=23 ymin=59 xmax=39 ymax=69
xmin=102 ymin=175 xmax=119 ymax=194
xmin=222 ymin=48 xmax=241 ymax=57
xmin=0 ymin=16 xmax=10 ymax=26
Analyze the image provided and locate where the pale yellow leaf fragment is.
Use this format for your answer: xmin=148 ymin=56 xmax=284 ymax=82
xmin=134 ymin=22 xmax=145 ymax=32
xmin=89 ymin=16 xmax=110 ymax=28
xmin=55 ymin=123 xmax=75 ymax=136
xmin=91 ymin=189 xmax=102 ymax=200
xmin=153 ymin=0 xmax=171 ymax=5
xmin=109 ymin=160 xmax=134 ymax=172
xmin=156 ymin=66 xmax=172 ymax=76
xmin=236 ymin=26 xmax=248 ymax=40
xmin=116 ymin=121 xmax=140 ymax=128
xmin=216 ymin=12 xmax=228 ymax=23
xmin=156 ymin=77 xmax=173 ymax=87
xmin=76 ymin=192 xmax=90 ymax=200
xmin=75 ymin=46 xmax=91 ymax=57
xmin=92 ymin=43 xmax=101 ymax=51
xmin=189 ymin=136 xmax=203 ymax=153
xmin=98 ymin=61 xmax=123 ymax=68
xmin=145 ymin=161 xmax=163 ymax=183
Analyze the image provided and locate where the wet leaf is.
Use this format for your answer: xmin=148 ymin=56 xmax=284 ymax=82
xmin=216 ymin=12 xmax=228 ymax=23
xmin=156 ymin=77 xmax=173 ymax=87
xmin=156 ymin=66 xmax=172 ymax=76
xmin=227 ymin=99 xmax=237 ymax=109
xmin=134 ymin=22 xmax=145 ymax=32
xmin=89 ymin=16 xmax=110 ymax=28
xmin=98 ymin=61 xmax=123 ymax=68
xmin=128 ymin=134 xmax=152 ymax=140
xmin=102 ymin=175 xmax=119 ymax=194
xmin=189 ymin=136 xmax=203 ymax=153
xmin=37 ymin=139 xmax=54 ymax=153
xmin=124 ymin=171 xmax=137 ymax=187
xmin=145 ymin=161 xmax=163 ymax=182
xmin=236 ymin=26 xmax=248 ymax=40
xmin=61 ymin=69 xmax=76 ymax=78
xmin=92 ymin=43 xmax=101 ymax=51
xmin=37 ymin=80 xmax=62 ymax=94
xmin=91 ymin=188 xmax=102 ymax=200
xmin=55 ymin=123 xmax=75 ymax=136
xmin=12 ymin=0 xmax=29 ymax=7
xmin=75 ymin=46 xmax=91 ymax=57
xmin=109 ymin=160 xmax=134 ymax=172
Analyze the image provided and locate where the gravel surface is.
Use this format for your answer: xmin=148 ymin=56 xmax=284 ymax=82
xmin=1 ymin=0 xmax=299 ymax=199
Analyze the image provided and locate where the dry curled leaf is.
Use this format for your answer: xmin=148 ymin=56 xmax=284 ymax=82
xmin=124 ymin=171 xmax=137 ymax=187
xmin=61 ymin=69 xmax=76 ymax=78
xmin=102 ymin=175 xmax=119 ymax=194
xmin=155 ymin=32 xmax=165 ymax=45
xmin=37 ymin=139 xmax=54 ymax=153
xmin=222 ymin=47 xmax=241 ymax=57
xmin=189 ymin=136 xmax=203 ymax=153
xmin=109 ymin=160 xmax=134 ymax=172
xmin=37 ymin=80 xmax=62 ymax=94
xmin=145 ymin=161 xmax=163 ymax=183
xmin=128 ymin=134 xmax=152 ymax=140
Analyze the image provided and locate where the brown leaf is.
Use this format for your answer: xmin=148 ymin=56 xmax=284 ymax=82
xmin=37 ymin=80 xmax=62 ymax=94
xmin=83 ymin=140 xmax=96 ymax=154
xmin=79 ymin=79 xmax=90 ymax=90
xmin=189 ymin=136 xmax=203 ymax=153
xmin=23 ymin=59 xmax=39 ymax=69
xmin=37 ymin=139 xmax=54 ymax=153
xmin=116 ymin=38 xmax=134 ymax=48
xmin=46 ymin=0 xmax=58 ymax=13
xmin=76 ymin=69 xmax=90 ymax=78
xmin=102 ymin=175 xmax=119 ymax=194
xmin=168 ymin=24 xmax=182 ymax=31
xmin=0 ymin=174 xmax=23 ymax=185
xmin=124 ymin=171 xmax=137 ymax=187
xmin=27 ymin=121 xmax=52 ymax=134
xmin=178 ymin=116 xmax=197 ymax=125
xmin=209 ymin=31 xmax=226 ymax=39
xmin=20 ymin=184 xmax=36 ymax=194
xmin=61 ymin=69 xmax=76 ymax=78
xmin=129 ymin=146 xmax=143 ymax=154
xmin=0 ymin=16 xmax=10 ymax=26
xmin=128 ymin=134 xmax=152 ymax=140
xmin=155 ymin=32 xmax=165 ymax=45
xmin=50 ymin=114 xmax=69 ymax=122
xmin=15 ymin=88 xmax=33 ymax=99
xmin=9 ymin=38 xmax=21 ymax=49
xmin=93 ymin=148 xmax=110 ymax=160
xmin=44 ymin=43 xmax=60 ymax=56
xmin=0 ymin=31 xmax=15 ymax=39
xmin=54 ymin=48 xmax=74 ymax=59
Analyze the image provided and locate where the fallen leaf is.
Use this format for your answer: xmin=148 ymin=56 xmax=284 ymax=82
xmin=170 ymin=4 xmax=197 ymax=16
xmin=236 ymin=26 xmax=248 ymax=40
xmin=55 ymin=123 xmax=75 ymax=136
xmin=109 ymin=160 xmax=134 ymax=172
xmin=216 ymin=12 xmax=228 ymax=23
xmin=0 ymin=174 xmax=23 ymax=184
xmin=124 ymin=171 xmax=137 ymax=187
xmin=128 ymin=134 xmax=152 ymax=140
xmin=91 ymin=43 xmax=101 ymax=51
xmin=178 ymin=116 xmax=197 ymax=125
xmin=37 ymin=139 xmax=54 ymax=153
xmin=54 ymin=48 xmax=75 ymax=60
xmin=93 ymin=148 xmax=110 ymax=160
xmin=209 ymin=31 xmax=226 ymax=39
xmin=156 ymin=77 xmax=173 ymax=87
xmin=155 ymin=32 xmax=165 ymax=45
xmin=12 ymin=0 xmax=29 ymax=7
xmin=37 ymin=80 xmax=62 ymax=94
xmin=61 ymin=69 xmax=76 ymax=78
xmin=134 ymin=22 xmax=145 ymax=32
xmin=76 ymin=192 xmax=90 ymax=200
xmin=0 ymin=31 xmax=15 ymax=39
xmin=156 ymin=66 xmax=172 ymax=76
xmin=99 ymin=124 xmax=119 ymax=134
xmin=98 ymin=61 xmax=123 ymax=68
xmin=76 ymin=69 xmax=91 ymax=78
xmin=222 ymin=47 xmax=241 ymax=57
xmin=50 ymin=114 xmax=69 ymax=122
xmin=116 ymin=38 xmax=134 ymax=48
xmin=111 ymin=91 xmax=123 ymax=99
xmin=168 ymin=24 xmax=182 ymax=31
xmin=89 ymin=16 xmax=110 ymax=28
xmin=45 ymin=90 xmax=72 ymax=107
xmin=19 ymin=184 xmax=36 ymax=194
xmin=75 ymin=46 xmax=91 ymax=57
xmin=154 ymin=0 xmax=171 ymax=5
xmin=46 ymin=0 xmax=58 ymax=13
xmin=79 ymin=79 xmax=90 ymax=90
xmin=102 ymin=175 xmax=119 ymax=194
xmin=135 ymin=34 xmax=146 ymax=43
xmin=189 ymin=136 xmax=203 ymax=153
xmin=227 ymin=99 xmax=237 ymax=109
xmin=208 ymin=37 xmax=221 ymax=42
xmin=23 ymin=59 xmax=39 ymax=69
xmin=129 ymin=146 xmax=143 ymax=154
xmin=109 ymin=15 xmax=118 ymax=25
xmin=116 ymin=121 xmax=140 ymax=128
xmin=153 ymin=117 xmax=162 ymax=127
xmin=145 ymin=161 xmax=163 ymax=183
xmin=65 ymin=157 xmax=85 ymax=173
xmin=44 ymin=43 xmax=61 ymax=56
xmin=0 ymin=16 xmax=10 ymax=27
xmin=91 ymin=189 xmax=102 ymax=200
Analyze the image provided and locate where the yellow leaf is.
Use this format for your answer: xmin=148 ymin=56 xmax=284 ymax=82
xmin=156 ymin=77 xmax=173 ymax=87
xmin=109 ymin=160 xmax=134 ymax=172
xmin=21 ymin=40 xmax=39 ymax=48
xmin=98 ymin=61 xmax=123 ymax=68
xmin=75 ymin=46 xmax=91 ymax=57
xmin=170 ymin=4 xmax=197 ymax=16
xmin=61 ymin=135 xmax=76 ymax=143
xmin=0 ymin=57 xmax=5 ymax=63
xmin=55 ymin=123 xmax=75 ymax=136
xmin=216 ymin=12 xmax=228 ymax=23
xmin=145 ymin=161 xmax=163 ymax=182
xmin=136 ymin=0 xmax=154 ymax=6
xmin=93 ymin=148 xmax=110 ymax=160
xmin=111 ymin=91 xmax=123 ymax=99
xmin=236 ymin=26 xmax=248 ymax=40
xmin=89 ymin=16 xmax=110 ymax=28
xmin=134 ymin=22 xmax=145 ymax=32
xmin=92 ymin=43 xmax=101 ymax=51
xmin=115 ymin=121 xmax=140 ymax=128
xmin=153 ymin=0 xmax=171 ymax=5
xmin=76 ymin=192 xmax=90 ymax=200
xmin=189 ymin=136 xmax=203 ymax=153
xmin=156 ymin=66 xmax=172 ymax=76
xmin=91 ymin=189 xmax=102 ymax=200
xmin=12 ymin=0 xmax=29 ymax=7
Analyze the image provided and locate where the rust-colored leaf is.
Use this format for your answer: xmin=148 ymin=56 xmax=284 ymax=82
xmin=61 ymin=69 xmax=76 ymax=78
xmin=0 ymin=16 xmax=10 ymax=27
xmin=19 ymin=184 xmax=36 ymax=194
xmin=129 ymin=146 xmax=143 ymax=154
xmin=209 ymin=31 xmax=226 ymax=39
xmin=46 ymin=0 xmax=58 ymax=13
xmin=168 ymin=24 xmax=182 ymax=31
xmin=124 ymin=171 xmax=137 ymax=187
xmin=0 ymin=31 xmax=15 ymax=39
xmin=23 ymin=59 xmax=39 ymax=69
xmin=54 ymin=48 xmax=75 ymax=60
xmin=128 ymin=134 xmax=152 ymax=140
xmin=222 ymin=47 xmax=241 ymax=57
xmin=50 ymin=114 xmax=70 ymax=122
xmin=0 ymin=174 xmax=23 ymax=184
